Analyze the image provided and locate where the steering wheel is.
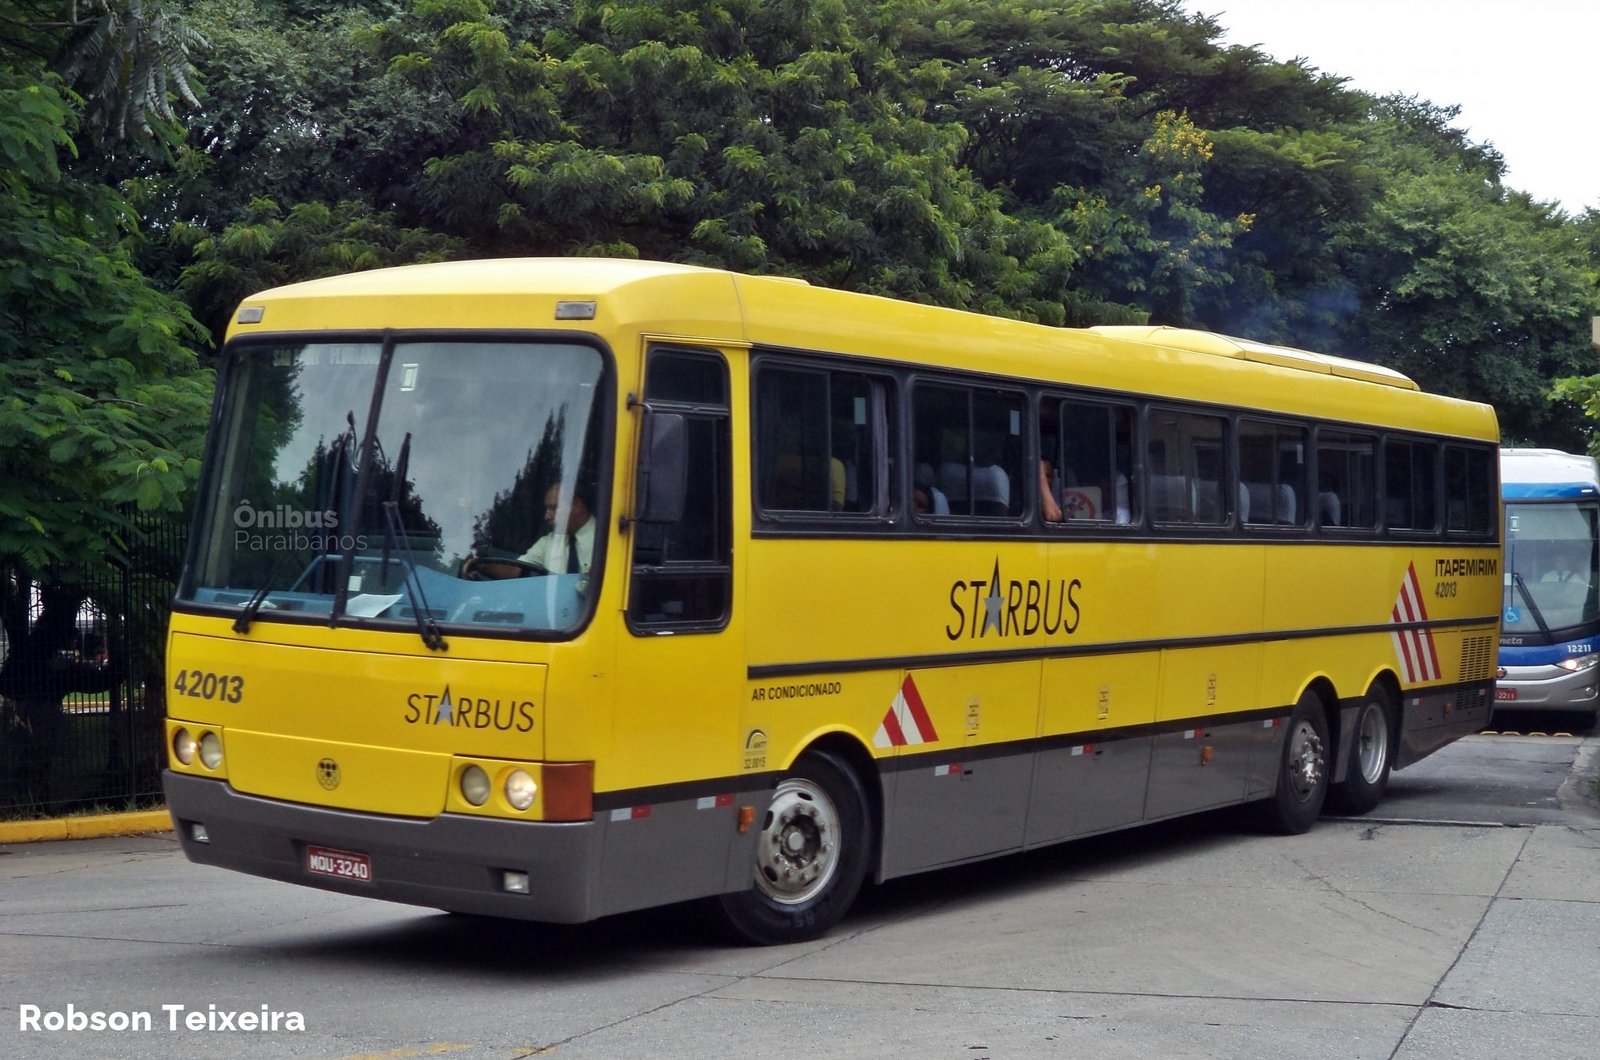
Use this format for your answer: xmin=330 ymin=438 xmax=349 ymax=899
xmin=461 ymin=556 xmax=547 ymax=581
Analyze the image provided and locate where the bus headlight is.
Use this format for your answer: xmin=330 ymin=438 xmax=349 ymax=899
xmin=504 ymin=769 xmax=537 ymax=811
xmin=1558 ymin=652 xmax=1599 ymax=673
xmin=173 ymin=728 xmax=197 ymax=766
xmin=460 ymin=765 xmax=491 ymax=807
xmin=198 ymin=732 xmax=224 ymax=770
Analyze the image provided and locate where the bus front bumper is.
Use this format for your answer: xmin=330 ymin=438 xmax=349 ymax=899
xmin=163 ymin=771 xmax=601 ymax=923
xmin=1494 ymin=663 xmax=1600 ymax=716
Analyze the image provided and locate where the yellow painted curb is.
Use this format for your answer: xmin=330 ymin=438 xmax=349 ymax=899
xmin=0 ymin=809 xmax=172 ymax=845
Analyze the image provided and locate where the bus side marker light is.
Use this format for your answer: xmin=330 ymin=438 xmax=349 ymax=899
xmin=737 ymin=806 xmax=755 ymax=834
xmin=502 ymin=871 xmax=530 ymax=894
xmin=1200 ymin=745 xmax=1214 ymax=766
xmin=554 ymin=301 xmax=596 ymax=320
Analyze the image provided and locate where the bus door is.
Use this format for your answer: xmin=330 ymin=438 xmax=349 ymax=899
xmin=606 ymin=345 xmax=752 ymax=911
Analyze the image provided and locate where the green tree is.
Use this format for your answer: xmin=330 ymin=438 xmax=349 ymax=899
xmin=1 ymin=4 xmax=213 ymax=804
xmin=119 ymin=0 xmax=1600 ymax=448
xmin=1329 ymin=98 xmax=1598 ymax=447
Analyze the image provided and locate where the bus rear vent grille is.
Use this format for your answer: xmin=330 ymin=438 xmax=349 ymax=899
xmin=1455 ymin=634 xmax=1495 ymax=714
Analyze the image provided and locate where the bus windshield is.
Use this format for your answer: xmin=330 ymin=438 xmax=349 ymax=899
xmin=1504 ymin=501 xmax=1600 ymax=640
xmin=179 ymin=338 xmax=607 ymax=636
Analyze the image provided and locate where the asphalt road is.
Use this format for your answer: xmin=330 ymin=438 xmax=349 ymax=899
xmin=3 ymin=734 xmax=1598 ymax=1060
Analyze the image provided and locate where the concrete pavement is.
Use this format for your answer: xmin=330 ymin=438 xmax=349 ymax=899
xmin=2 ymin=740 xmax=1598 ymax=1059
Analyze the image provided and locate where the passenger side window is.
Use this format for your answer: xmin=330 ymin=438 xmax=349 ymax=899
xmin=1040 ymin=398 xmax=1136 ymax=524
xmin=754 ymin=364 xmax=888 ymax=516
xmin=1239 ymin=420 xmax=1307 ymax=527
xmin=1445 ymin=445 xmax=1495 ymax=535
xmin=1385 ymin=438 xmax=1438 ymax=531
xmin=627 ymin=349 xmax=731 ymax=631
xmin=1147 ymin=409 xmax=1230 ymax=526
xmin=1316 ymin=431 xmax=1377 ymax=530
xmin=912 ymin=383 xmax=1025 ymax=518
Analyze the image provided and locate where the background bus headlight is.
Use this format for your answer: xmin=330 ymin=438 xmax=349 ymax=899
xmin=504 ymin=769 xmax=537 ymax=811
xmin=172 ymin=728 xmax=196 ymax=765
xmin=460 ymin=765 xmax=491 ymax=806
xmin=1558 ymin=652 xmax=1598 ymax=673
xmin=198 ymin=732 xmax=224 ymax=770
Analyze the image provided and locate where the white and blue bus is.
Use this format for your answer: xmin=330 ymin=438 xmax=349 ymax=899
xmin=1498 ymin=448 xmax=1600 ymax=725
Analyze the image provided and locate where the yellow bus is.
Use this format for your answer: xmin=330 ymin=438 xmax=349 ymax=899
xmin=163 ymin=259 xmax=1500 ymax=943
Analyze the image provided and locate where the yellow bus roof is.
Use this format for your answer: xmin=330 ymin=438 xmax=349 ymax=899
xmin=229 ymin=258 xmax=1497 ymax=442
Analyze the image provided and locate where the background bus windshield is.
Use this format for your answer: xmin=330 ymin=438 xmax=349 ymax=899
xmin=1504 ymin=502 xmax=1600 ymax=639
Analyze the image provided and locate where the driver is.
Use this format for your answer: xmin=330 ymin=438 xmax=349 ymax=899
xmin=1541 ymin=539 xmax=1590 ymax=587
xmin=519 ymin=483 xmax=595 ymax=575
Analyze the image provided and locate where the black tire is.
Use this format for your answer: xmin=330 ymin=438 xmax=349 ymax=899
xmin=713 ymin=750 xmax=872 ymax=945
xmin=1326 ymin=683 xmax=1395 ymax=816
xmin=1257 ymin=691 xmax=1331 ymax=835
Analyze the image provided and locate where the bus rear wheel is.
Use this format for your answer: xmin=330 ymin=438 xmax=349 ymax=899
xmin=714 ymin=750 xmax=871 ymax=945
xmin=1326 ymin=684 xmax=1395 ymax=816
xmin=1257 ymin=691 xmax=1330 ymax=835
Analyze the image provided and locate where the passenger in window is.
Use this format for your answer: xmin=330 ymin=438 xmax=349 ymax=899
xmin=969 ymin=433 xmax=1011 ymax=515
xmin=1317 ymin=473 xmax=1343 ymax=527
xmin=914 ymin=465 xmax=949 ymax=515
xmin=1040 ymin=459 xmax=1064 ymax=523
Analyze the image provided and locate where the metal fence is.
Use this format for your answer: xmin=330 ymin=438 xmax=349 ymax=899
xmin=0 ymin=515 xmax=184 ymax=818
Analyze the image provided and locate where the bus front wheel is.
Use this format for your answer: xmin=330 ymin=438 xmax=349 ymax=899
xmin=714 ymin=750 xmax=871 ymax=945
xmin=1258 ymin=691 xmax=1330 ymax=835
xmin=1326 ymin=683 xmax=1395 ymax=816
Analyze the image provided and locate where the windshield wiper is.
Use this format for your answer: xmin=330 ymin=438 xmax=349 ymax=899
xmin=381 ymin=431 xmax=411 ymax=585
xmin=231 ymin=554 xmax=295 ymax=634
xmin=231 ymin=583 xmax=273 ymax=634
xmin=381 ymin=494 xmax=448 ymax=652
xmin=1511 ymin=571 xmax=1554 ymax=639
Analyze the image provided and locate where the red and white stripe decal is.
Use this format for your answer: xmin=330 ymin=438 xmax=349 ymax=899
xmin=1390 ymin=562 xmax=1441 ymax=683
xmin=696 ymin=794 xmax=734 ymax=810
xmin=1069 ymin=744 xmax=1096 ymax=757
xmin=874 ymin=674 xmax=940 ymax=748
xmin=609 ymin=805 xmax=652 ymax=822
xmin=933 ymin=762 xmax=963 ymax=777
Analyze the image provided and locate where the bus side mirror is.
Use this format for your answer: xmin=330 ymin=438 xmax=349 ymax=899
xmin=634 ymin=410 xmax=687 ymax=524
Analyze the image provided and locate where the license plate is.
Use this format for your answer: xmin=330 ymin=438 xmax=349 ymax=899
xmin=305 ymin=844 xmax=372 ymax=882
xmin=1494 ymin=687 xmax=1518 ymax=702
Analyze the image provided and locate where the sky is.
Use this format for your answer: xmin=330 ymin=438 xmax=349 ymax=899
xmin=1188 ymin=0 xmax=1599 ymax=215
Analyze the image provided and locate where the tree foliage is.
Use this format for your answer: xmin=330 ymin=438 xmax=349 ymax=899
xmin=137 ymin=0 xmax=1596 ymax=449
xmin=0 ymin=68 xmax=211 ymax=575
xmin=1 ymin=0 xmax=213 ymax=730
xmin=11 ymin=0 xmax=1600 ymax=500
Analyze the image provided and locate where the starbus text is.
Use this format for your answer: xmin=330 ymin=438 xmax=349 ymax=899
xmin=946 ymin=574 xmax=1083 ymax=640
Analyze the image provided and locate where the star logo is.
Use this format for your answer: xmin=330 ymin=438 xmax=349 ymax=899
xmin=435 ymin=685 xmax=454 ymax=725
xmin=982 ymin=558 xmax=1005 ymax=636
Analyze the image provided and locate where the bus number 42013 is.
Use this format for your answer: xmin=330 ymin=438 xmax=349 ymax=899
xmin=1434 ymin=581 xmax=1458 ymax=599
xmin=173 ymin=669 xmax=244 ymax=704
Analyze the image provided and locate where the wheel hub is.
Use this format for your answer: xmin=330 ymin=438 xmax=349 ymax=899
xmin=1288 ymin=721 xmax=1326 ymax=799
xmin=755 ymin=781 xmax=841 ymax=905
